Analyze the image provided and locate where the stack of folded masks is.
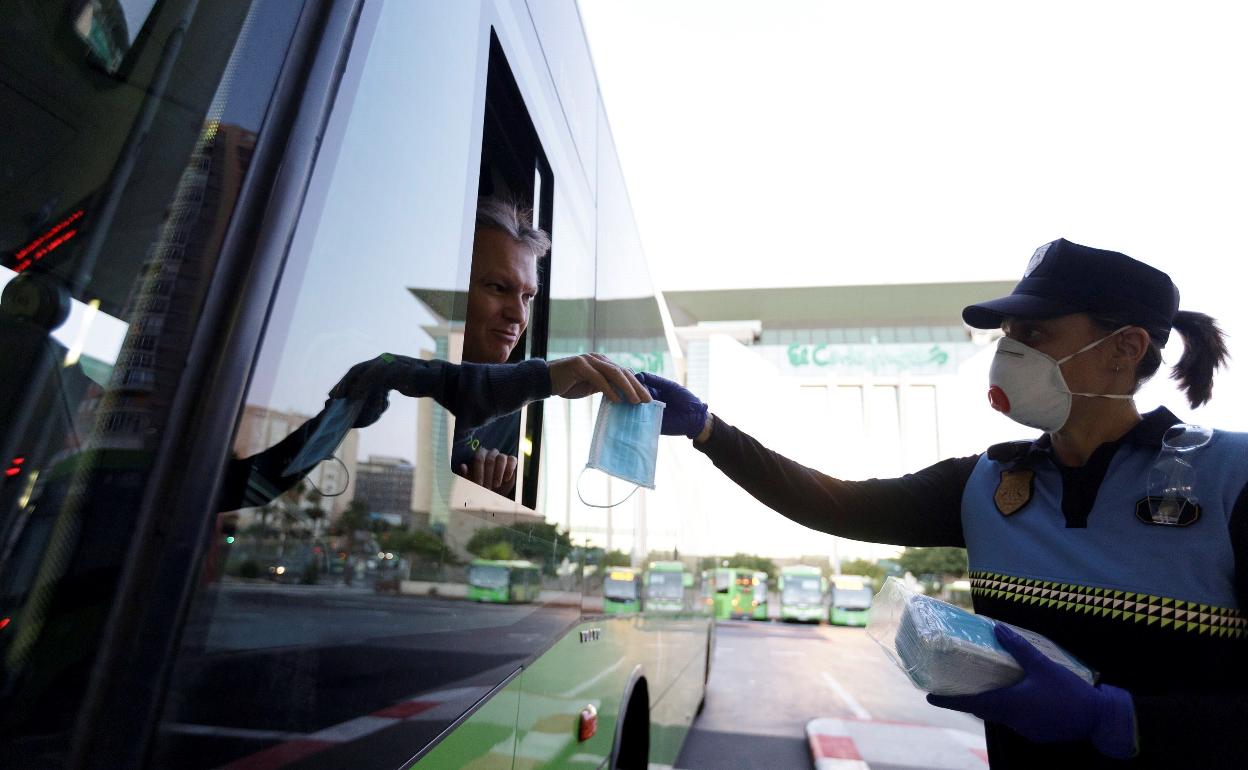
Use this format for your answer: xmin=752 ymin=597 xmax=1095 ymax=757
xmin=868 ymin=578 xmax=1095 ymax=697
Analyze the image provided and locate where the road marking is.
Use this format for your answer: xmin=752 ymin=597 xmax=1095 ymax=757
xmin=820 ymin=672 xmax=871 ymax=720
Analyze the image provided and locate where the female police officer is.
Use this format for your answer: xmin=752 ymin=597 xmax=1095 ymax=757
xmin=637 ymin=238 xmax=1247 ymax=769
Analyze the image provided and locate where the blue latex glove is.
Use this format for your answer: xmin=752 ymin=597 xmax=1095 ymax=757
xmin=927 ymin=623 xmax=1137 ymax=759
xmin=633 ymin=372 xmax=709 ymax=439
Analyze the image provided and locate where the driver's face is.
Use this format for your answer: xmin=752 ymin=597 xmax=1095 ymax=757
xmin=462 ymin=228 xmax=538 ymax=364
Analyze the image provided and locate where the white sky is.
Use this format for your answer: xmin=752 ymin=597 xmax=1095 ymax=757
xmin=579 ymin=0 xmax=1248 ymax=434
xmin=578 ymin=0 xmax=1247 ymax=286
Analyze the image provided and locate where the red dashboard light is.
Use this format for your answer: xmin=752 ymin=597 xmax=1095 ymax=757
xmin=11 ymin=210 xmax=84 ymax=272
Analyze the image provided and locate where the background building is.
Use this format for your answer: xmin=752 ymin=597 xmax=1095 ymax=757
xmin=354 ymin=455 xmax=422 ymax=529
xmin=665 ymin=280 xmax=1027 ymax=565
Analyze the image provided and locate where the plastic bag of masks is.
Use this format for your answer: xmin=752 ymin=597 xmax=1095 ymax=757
xmin=866 ymin=577 xmax=1095 ymax=696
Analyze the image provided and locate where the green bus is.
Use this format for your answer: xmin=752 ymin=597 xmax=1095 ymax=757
xmin=0 ymin=2 xmax=714 ymax=768
xmin=645 ymin=561 xmax=687 ymax=613
xmin=467 ymin=559 xmax=542 ymax=603
xmin=714 ymin=568 xmax=770 ymax=620
xmin=604 ymin=568 xmax=643 ymax=614
xmin=779 ymin=564 xmax=826 ymax=622
xmin=701 ymin=569 xmax=717 ymax=613
xmin=829 ymin=575 xmax=875 ymax=626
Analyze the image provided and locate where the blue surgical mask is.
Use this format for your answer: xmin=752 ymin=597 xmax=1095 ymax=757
xmin=578 ymin=398 xmax=665 ymax=508
xmin=281 ymin=397 xmax=365 ymax=480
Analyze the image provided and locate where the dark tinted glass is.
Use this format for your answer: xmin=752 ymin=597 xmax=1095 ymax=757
xmin=152 ymin=9 xmax=581 ymax=769
xmin=0 ymin=0 xmax=299 ymax=762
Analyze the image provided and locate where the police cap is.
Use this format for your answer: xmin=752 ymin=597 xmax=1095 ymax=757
xmin=962 ymin=238 xmax=1180 ymax=345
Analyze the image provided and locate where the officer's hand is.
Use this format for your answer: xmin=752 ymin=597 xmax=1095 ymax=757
xmin=458 ymin=447 xmax=518 ymax=494
xmin=926 ymin=623 xmax=1136 ymax=759
xmin=634 ymin=372 xmax=709 ymax=439
xmin=549 ymin=353 xmax=651 ymax=403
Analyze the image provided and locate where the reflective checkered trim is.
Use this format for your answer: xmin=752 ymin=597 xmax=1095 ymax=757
xmin=970 ymin=571 xmax=1247 ymax=639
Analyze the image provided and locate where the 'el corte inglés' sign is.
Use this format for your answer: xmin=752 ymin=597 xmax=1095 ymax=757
xmin=763 ymin=342 xmax=973 ymax=376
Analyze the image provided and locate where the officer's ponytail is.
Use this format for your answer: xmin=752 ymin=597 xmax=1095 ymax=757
xmin=1169 ymin=311 xmax=1228 ymax=409
xmin=1091 ymin=310 xmax=1227 ymax=409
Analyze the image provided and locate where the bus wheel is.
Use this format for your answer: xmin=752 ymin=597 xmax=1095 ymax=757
xmin=612 ymin=679 xmax=650 ymax=770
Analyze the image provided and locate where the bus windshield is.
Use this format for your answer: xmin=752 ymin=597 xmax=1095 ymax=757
xmin=604 ymin=577 xmax=638 ymax=601
xmin=833 ymin=587 xmax=873 ymax=609
xmin=646 ymin=572 xmax=684 ymax=599
xmin=782 ymin=577 xmax=822 ymax=603
xmin=468 ymin=564 xmax=509 ymax=590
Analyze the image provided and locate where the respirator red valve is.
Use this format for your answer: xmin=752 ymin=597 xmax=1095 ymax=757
xmin=988 ymin=385 xmax=1011 ymax=414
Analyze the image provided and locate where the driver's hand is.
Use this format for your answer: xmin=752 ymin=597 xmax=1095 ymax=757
xmin=548 ymin=353 xmax=652 ymax=403
xmin=458 ymin=447 xmax=518 ymax=494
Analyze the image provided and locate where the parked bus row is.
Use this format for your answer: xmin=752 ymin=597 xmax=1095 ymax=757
xmin=703 ymin=565 xmax=877 ymax=625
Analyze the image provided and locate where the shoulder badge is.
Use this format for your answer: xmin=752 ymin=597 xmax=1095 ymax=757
xmin=994 ymin=469 xmax=1034 ymax=516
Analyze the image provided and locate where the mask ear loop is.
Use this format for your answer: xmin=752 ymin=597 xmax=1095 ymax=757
xmin=306 ymin=455 xmax=350 ymax=497
xmin=575 ymin=467 xmax=641 ymax=509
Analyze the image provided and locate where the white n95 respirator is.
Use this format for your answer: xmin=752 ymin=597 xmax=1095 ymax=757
xmin=987 ymin=329 xmax=1132 ymax=433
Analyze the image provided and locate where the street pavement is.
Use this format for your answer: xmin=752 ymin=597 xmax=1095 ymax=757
xmin=672 ymin=619 xmax=985 ymax=770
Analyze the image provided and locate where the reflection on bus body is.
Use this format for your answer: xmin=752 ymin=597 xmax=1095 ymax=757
xmin=466 ymin=559 xmax=540 ymax=603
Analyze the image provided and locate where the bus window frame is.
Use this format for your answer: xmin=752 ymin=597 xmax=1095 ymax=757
xmin=471 ymin=29 xmax=555 ymax=510
xmin=64 ymin=3 xmax=369 ymax=767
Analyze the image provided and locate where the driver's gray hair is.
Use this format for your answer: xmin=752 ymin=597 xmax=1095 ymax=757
xmin=476 ymin=197 xmax=551 ymax=258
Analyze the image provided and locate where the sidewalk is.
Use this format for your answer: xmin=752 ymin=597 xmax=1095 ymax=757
xmin=807 ymin=717 xmax=987 ymax=770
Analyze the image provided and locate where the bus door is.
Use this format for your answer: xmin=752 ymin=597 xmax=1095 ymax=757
xmin=751 ymin=573 xmax=769 ymax=620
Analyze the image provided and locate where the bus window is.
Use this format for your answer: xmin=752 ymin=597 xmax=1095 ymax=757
xmin=829 ymin=576 xmax=874 ymax=626
xmin=0 ymin=0 xmax=302 ymax=762
xmin=783 ymin=577 xmax=823 ymax=603
xmin=645 ymin=563 xmax=687 ymax=613
xmin=150 ymin=9 xmax=579 ymax=770
xmin=447 ymin=32 xmax=553 ymax=509
xmin=603 ymin=568 xmax=641 ymax=614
